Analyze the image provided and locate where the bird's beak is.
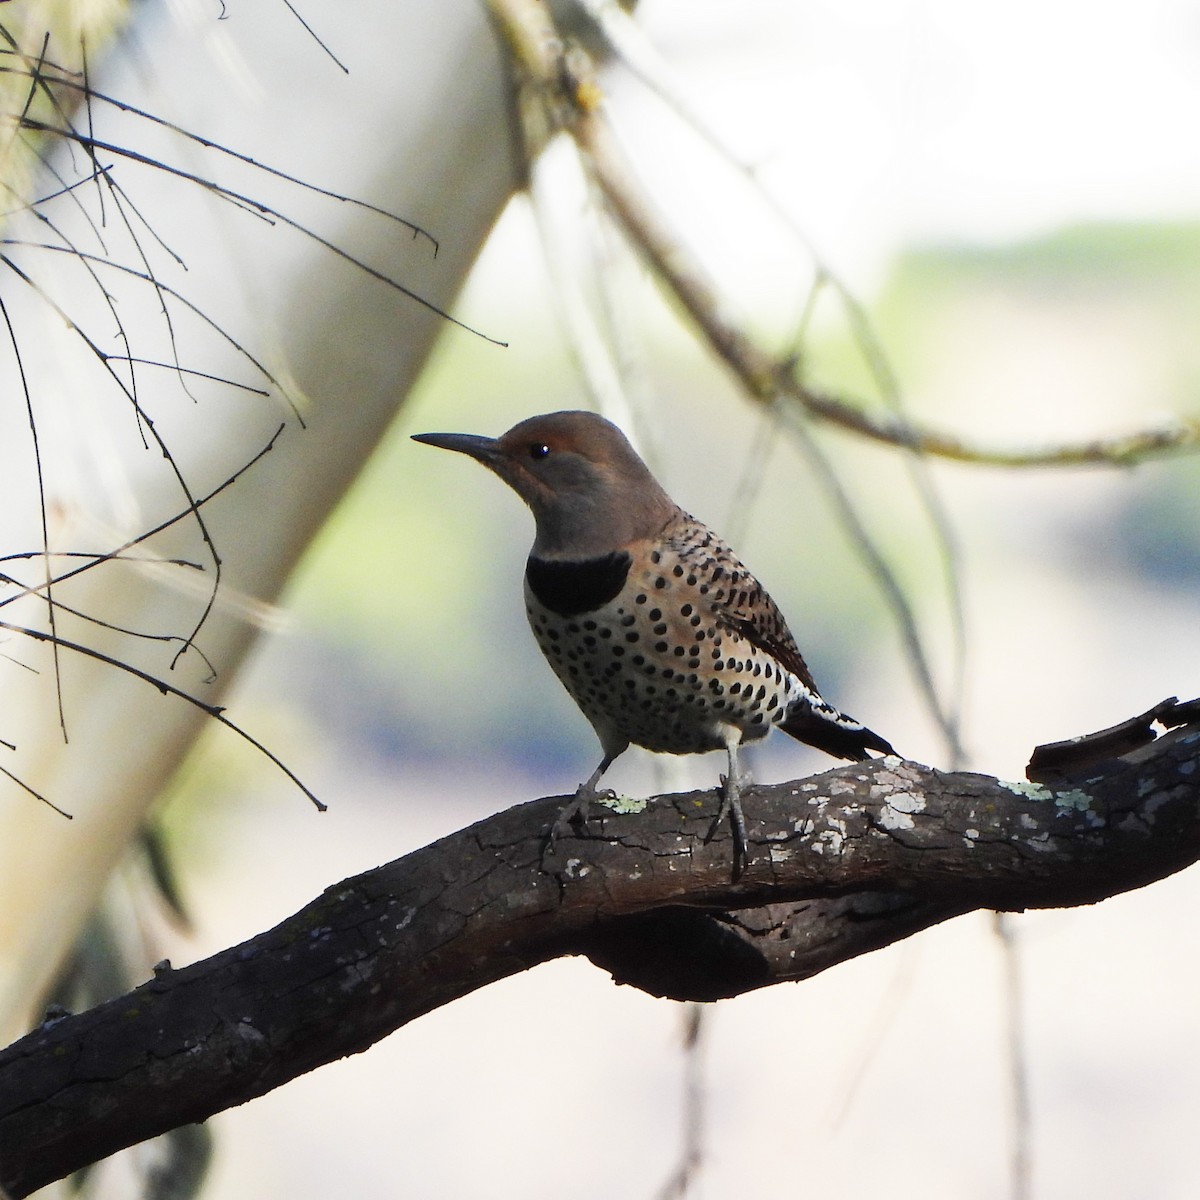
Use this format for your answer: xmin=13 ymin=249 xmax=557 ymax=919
xmin=411 ymin=431 xmax=503 ymax=466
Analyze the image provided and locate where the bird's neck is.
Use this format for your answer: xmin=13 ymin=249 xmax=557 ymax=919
xmin=531 ymin=499 xmax=681 ymax=561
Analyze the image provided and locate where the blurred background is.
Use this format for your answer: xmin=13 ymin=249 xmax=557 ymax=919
xmin=3 ymin=1 xmax=1200 ymax=1197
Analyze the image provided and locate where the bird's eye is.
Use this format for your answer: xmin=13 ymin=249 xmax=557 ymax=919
xmin=529 ymin=443 xmax=551 ymax=460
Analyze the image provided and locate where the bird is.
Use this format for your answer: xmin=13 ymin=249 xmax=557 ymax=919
xmin=412 ymin=410 xmax=895 ymax=874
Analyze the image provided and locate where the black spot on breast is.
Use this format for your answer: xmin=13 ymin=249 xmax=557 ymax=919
xmin=526 ymin=552 xmax=631 ymax=616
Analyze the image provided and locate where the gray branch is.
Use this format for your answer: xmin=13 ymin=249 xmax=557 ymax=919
xmin=1 ymin=711 xmax=1198 ymax=1196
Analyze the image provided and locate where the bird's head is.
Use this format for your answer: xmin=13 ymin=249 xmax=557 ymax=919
xmin=412 ymin=410 xmax=677 ymax=558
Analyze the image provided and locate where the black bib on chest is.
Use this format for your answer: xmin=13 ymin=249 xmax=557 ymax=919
xmin=525 ymin=552 xmax=631 ymax=616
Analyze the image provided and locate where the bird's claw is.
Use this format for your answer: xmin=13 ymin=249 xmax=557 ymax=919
xmin=542 ymin=784 xmax=616 ymax=859
xmin=709 ymin=771 xmax=750 ymax=881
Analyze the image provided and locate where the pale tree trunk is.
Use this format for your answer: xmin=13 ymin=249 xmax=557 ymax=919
xmin=0 ymin=1 xmax=519 ymax=1038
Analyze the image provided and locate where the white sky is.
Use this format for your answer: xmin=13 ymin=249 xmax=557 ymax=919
xmin=634 ymin=0 xmax=1200 ymax=282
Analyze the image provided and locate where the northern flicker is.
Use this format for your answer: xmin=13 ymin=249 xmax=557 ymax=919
xmin=413 ymin=410 xmax=895 ymax=873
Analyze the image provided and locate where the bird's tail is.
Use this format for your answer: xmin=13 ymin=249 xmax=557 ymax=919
xmin=780 ymin=706 xmax=896 ymax=762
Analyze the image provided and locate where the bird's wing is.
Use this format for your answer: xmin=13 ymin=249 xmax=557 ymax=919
xmin=721 ymin=610 xmax=821 ymax=695
xmin=713 ymin=571 xmax=898 ymax=760
xmin=706 ymin=567 xmax=823 ymax=696
xmin=658 ymin=514 xmax=822 ymax=696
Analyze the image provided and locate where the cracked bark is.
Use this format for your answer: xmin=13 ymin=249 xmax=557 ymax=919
xmin=1 ymin=713 xmax=1198 ymax=1196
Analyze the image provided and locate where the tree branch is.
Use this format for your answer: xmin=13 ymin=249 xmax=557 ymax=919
xmin=1 ymin=706 xmax=1198 ymax=1195
xmin=487 ymin=0 xmax=1200 ymax=469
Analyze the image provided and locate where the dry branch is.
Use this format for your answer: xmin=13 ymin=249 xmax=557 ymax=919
xmin=489 ymin=0 xmax=1200 ymax=469
xmin=1 ymin=705 xmax=1198 ymax=1195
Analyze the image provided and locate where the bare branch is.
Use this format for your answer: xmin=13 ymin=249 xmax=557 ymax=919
xmin=0 ymin=705 xmax=1197 ymax=1196
xmin=487 ymin=0 xmax=1200 ymax=469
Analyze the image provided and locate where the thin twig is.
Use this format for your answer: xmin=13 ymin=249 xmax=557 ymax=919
xmin=992 ymin=912 xmax=1032 ymax=1200
xmin=0 ymin=618 xmax=325 ymax=812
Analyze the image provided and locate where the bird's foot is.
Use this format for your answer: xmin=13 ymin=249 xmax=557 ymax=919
xmin=710 ymin=770 xmax=751 ymax=880
xmin=542 ymin=783 xmax=616 ymax=859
